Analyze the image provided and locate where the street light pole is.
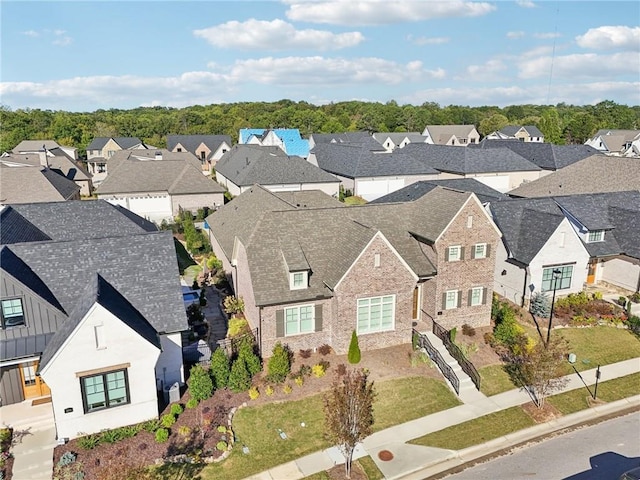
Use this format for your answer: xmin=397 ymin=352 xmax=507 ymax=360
xmin=546 ymin=268 xmax=562 ymax=347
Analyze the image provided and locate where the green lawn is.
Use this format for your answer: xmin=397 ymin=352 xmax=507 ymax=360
xmin=479 ymin=364 xmax=518 ymax=396
xmin=559 ymin=327 xmax=640 ymax=372
xmin=373 ymin=377 xmax=461 ymax=431
xmin=174 ymin=237 xmax=196 ymax=274
xmin=200 ymin=376 xmax=458 ymax=480
xmin=344 ymin=196 xmax=367 ymax=205
xmin=409 ymin=406 xmax=535 ymax=451
xmin=548 ymin=372 xmax=640 ymax=414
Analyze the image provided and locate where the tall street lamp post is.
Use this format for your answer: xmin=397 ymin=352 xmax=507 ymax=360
xmin=546 ymin=268 xmax=562 ymax=346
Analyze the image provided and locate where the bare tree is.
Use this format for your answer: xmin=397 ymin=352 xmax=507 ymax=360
xmin=323 ymin=368 xmax=376 ymax=478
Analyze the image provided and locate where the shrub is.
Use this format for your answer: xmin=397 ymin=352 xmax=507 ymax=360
xmin=161 ymin=414 xmax=176 ymax=428
xmin=299 ymin=348 xmax=312 ymax=359
xmin=100 ymin=428 xmax=121 ymax=444
xmin=628 ymin=315 xmax=640 ymax=335
xmin=155 ymin=428 xmax=169 ymax=443
xmin=265 ymin=385 xmax=274 ymax=396
xmin=210 ymin=347 xmax=230 ymax=389
xmin=77 ymin=434 xmax=101 ymax=450
xmin=223 ymin=295 xmax=245 ymax=316
xmin=228 ymin=357 xmax=251 ymax=393
xmin=297 ymin=364 xmax=312 ymax=377
xmin=336 ymin=363 xmax=347 ymax=376
xmin=186 ymin=398 xmax=199 ymax=409
xmin=592 ymin=291 xmax=604 ymax=300
xmin=216 ymin=441 xmax=228 ymax=451
xmin=170 ymin=403 xmax=184 ymax=416
xmin=267 ymin=342 xmax=291 ymax=383
xmin=347 ymin=330 xmax=361 ymax=364
xmin=116 ymin=424 xmax=140 ymax=439
xmin=238 ymin=336 xmax=262 ymax=377
xmin=461 ymin=324 xmax=476 ymax=337
xmin=282 ymin=384 xmax=293 ymax=394
xmin=189 ymin=364 xmax=214 ymax=401
xmin=142 ymin=418 xmax=161 ymax=433
xmin=529 ymin=292 xmax=551 ymax=318
xmin=186 ymin=304 xmax=204 ymax=325
xmin=227 ymin=317 xmax=249 ymax=337
xmin=294 ymin=375 xmax=304 ymax=387
xmin=493 ymin=315 xmax=525 ymax=347
xmin=312 ymin=363 xmax=327 ymax=378
xmin=199 ymin=289 xmax=207 ymax=307
xmin=57 ymin=451 xmax=77 ymax=467
xmin=248 ymin=386 xmax=260 ymax=400
xmin=449 ymin=327 xmax=457 ymax=344
xmin=630 ymin=292 xmax=640 ymax=303
xmin=206 ymin=255 xmax=223 ymax=272
xmin=318 ymin=344 xmax=332 ymax=355
xmin=217 ymin=425 xmax=228 ymax=433
xmin=178 ymin=426 xmax=191 ymax=437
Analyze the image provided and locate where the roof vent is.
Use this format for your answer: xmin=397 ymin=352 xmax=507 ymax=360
xmin=155 ymin=151 xmax=163 ymax=160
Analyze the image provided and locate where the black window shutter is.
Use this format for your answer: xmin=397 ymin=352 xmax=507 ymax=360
xmin=468 ymin=289 xmax=473 ymax=306
xmin=314 ymin=304 xmax=323 ymax=332
xmin=460 ymin=246 xmax=465 ymax=260
xmin=442 ymin=292 xmax=447 ymax=309
xmin=482 ymin=287 xmax=488 ymax=305
xmin=276 ymin=310 xmax=284 ymax=337
xmin=471 ymin=245 xmax=476 ymax=259
xmin=486 ymin=244 xmax=491 ymax=258
xmin=457 ymin=290 xmax=462 ymax=308
xmin=445 ymin=248 xmax=450 ymax=262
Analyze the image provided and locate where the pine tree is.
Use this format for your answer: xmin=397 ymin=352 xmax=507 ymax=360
xmin=238 ymin=336 xmax=262 ymax=377
xmin=210 ymin=347 xmax=230 ymax=389
xmin=347 ymin=330 xmax=361 ymax=364
xmin=267 ymin=342 xmax=291 ymax=383
xmin=228 ymin=357 xmax=251 ymax=393
xmin=530 ymin=292 xmax=551 ymax=318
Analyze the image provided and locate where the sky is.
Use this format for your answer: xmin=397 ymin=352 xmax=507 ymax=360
xmin=1 ymin=1 xmax=639 ymax=112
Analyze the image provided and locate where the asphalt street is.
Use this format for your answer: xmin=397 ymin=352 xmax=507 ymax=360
xmin=442 ymin=411 xmax=640 ymax=480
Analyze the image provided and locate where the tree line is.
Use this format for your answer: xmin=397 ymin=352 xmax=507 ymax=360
xmin=1 ymin=99 xmax=638 ymax=157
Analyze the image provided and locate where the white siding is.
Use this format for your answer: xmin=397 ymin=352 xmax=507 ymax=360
xmin=601 ymin=257 xmax=640 ymax=291
xmin=494 ymin=241 xmax=528 ymax=305
xmin=155 ymin=332 xmax=184 ymax=390
xmin=356 ymin=178 xmax=406 ymax=201
xmin=98 ymin=193 xmax=172 ymax=223
xmin=40 ymin=304 xmax=160 ymax=440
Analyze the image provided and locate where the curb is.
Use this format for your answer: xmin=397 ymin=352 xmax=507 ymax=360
xmin=394 ymin=395 xmax=640 ymax=480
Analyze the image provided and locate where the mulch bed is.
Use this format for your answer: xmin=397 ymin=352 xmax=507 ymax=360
xmin=522 ymin=401 xmax=562 ymax=423
xmin=1 ymin=427 xmax=14 ymax=480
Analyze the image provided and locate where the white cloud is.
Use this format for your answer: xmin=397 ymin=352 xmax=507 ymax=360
xmin=518 ymin=52 xmax=638 ymax=79
xmin=19 ymin=28 xmax=73 ymax=46
xmin=22 ymin=30 xmax=39 ymax=37
xmin=461 ymin=59 xmax=508 ymax=81
xmin=576 ymin=26 xmax=640 ymax=51
xmin=194 ymin=19 xmax=363 ymax=51
xmin=407 ymin=35 xmax=449 ymax=46
xmin=284 ymin=0 xmax=495 ymax=26
xmin=506 ymin=31 xmax=525 ymax=39
xmin=516 ymin=0 xmax=536 ymax=8
xmin=533 ymin=32 xmax=561 ymax=39
xmin=227 ymin=56 xmax=445 ymax=85
xmin=53 ymin=36 xmax=73 ymax=47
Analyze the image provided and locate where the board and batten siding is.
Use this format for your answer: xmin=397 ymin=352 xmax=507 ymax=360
xmin=0 ymin=366 xmax=24 ymax=405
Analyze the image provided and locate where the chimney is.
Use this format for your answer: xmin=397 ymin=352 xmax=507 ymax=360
xmin=155 ymin=151 xmax=163 ymax=160
xmin=39 ymin=145 xmax=49 ymax=168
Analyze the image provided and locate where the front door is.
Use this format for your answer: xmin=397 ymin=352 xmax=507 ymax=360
xmin=587 ymin=261 xmax=597 ymax=284
xmin=19 ymin=361 xmax=50 ymax=399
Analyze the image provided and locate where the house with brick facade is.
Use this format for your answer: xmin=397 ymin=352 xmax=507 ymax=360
xmin=206 ymin=185 xmax=501 ymax=356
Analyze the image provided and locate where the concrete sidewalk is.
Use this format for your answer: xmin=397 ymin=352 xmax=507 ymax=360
xmin=245 ymin=358 xmax=640 ymax=480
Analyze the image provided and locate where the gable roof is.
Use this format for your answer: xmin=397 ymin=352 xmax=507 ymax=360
xmin=372 ymin=132 xmax=426 ymax=146
xmin=96 ymin=156 xmax=225 ymax=195
xmin=490 ymin=197 xmax=566 ymax=265
xmin=0 ymin=165 xmax=80 ymax=204
xmin=371 ymin=178 xmax=506 ymax=205
xmin=508 ymin=155 xmax=640 ymax=197
xmin=422 ymin=125 xmax=477 ymax=143
xmin=167 ymin=134 xmax=231 ymax=155
xmin=12 ymin=140 xmax=61 ymax=152
xmin=402 ymin=143 xmax=541 ymax=174
xmin=1 ymin=200 xmax=157 ymax=243
xmin=1 ymin=152 xmax=92 ymax=182
xmin=500 ymin=125 xmax=544 ymax=138
xmin=239 ymin=128 xmax=310 ymax=157
xmin=216 ymin=144 xmax=339 ymax=186
xmin=311 ymin=143 xmax=439 ymax=178
xmin=87 ymin=137 xmax=143 ymax=150
xmin=472 ymin=140 xmax=599 ymax=170
xmin=207 ymin=186 xmax=482 ymax=306
xmin=39 ymin=274 xmax=161 ymax=370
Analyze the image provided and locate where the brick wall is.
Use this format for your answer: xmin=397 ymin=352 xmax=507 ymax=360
xmin=426 ymin=198 xmax=499 ymax=329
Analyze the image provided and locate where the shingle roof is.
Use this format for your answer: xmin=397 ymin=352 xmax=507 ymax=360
xmin=207 ymin=186 xmax=477 ymax=306
xmin=372 ymin=132 xmax=426 ymax=146
xmin=216 ymin=144 xmax=339 ymax=186
xmin=500 ymin=125 xmax=544 ymax=138
xmin=239 ymin=129 xmax=310 ymax=157
xmin=87 ymin=137 xmax=142 ymax=150
xmin=371 ymin=178 xmax=506 ymax=205
xmin=3 ymin=200 xmax=157 ymax=242
xmin=472 ymin=140 xmax=599 ymax=170
xmin=311 ymin=143 xmax=439 ymax=178
xmin=1 ymin=152 xmax=92 ymax=182
xmin=39 ymin=274 xmax=162 ymax=369
xmin=166 ymin=135 xmax=232 ymax=157
xmin=490 ymin=198 xmax=565 ymax=265
xmin=8 ymin=231 xmax=187 ymax=333
xmin=402 ymin=143 xmax=541 ymax=174
xmin=0 ymin=207 xmax=51 ymax=244
xmin=12 ymin=140 xmax=61 ymax=152
xmin=508 ymin=155 xmax=640 ymax=197
xmin=0 ymin=165 xmax=80 ymax=204
xmin=96 ymin=156 xmax=224 ymax=195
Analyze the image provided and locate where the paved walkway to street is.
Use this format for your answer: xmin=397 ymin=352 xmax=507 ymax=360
xmin=245 ymin=357 xmax=640 ymax=480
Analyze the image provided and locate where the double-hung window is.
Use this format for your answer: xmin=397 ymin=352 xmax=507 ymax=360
xmin=81 ymin=369 xmax=130 ymax=413
xmin=1 ymin=298 xmax=25 ymax=328
xmin=290 ymin=271 xmax=308 ymax=290
xmin=472 ymin=243 xmax=487 ymax=259
xmin=357 ymin=295 xmax=395 ymax=334
xmin=285 ymin=305 xmax=314 ymax=336
xmin=542 ymin=265 xmax=573 ymax=292
xmin=587 ymin=230 xmax=605 ymax=243
xmin=469 ymin=287 xmax=485 ymax=306
xmin=444 ymin=290 xmax=460 ymax=310
xmin=447 ymin=245 xmax=462 ymax=262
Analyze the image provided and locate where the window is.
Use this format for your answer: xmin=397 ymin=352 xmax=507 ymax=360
xmin=81 ymin=369 xmax=129 ymax=413
xmin=469 ymin=287 xmax=485 ymax=306
xmin=290 ymin=271 xmax=307 ymax=290
xmin=176 ymin=147 xmax=182 ymax=152
xmin=285 ymin=305 xmax=314 ymax=336
xmin=587 ymin=230 xmax=605 ymax=243
xmin=467 ymin=215 xmax=473 ymax=228
xmin=97 ymin=163 xmax=106 ymax=173
xmin=107 ymin=150 xmax=115 ymax=158
xmin=374 ymin=253 xmax=380 ymax=268
xmin=21 ymin=363 xmax=37 ymax=386
xmin=542 ymin=265 xmax=573 ymax=292
xmin=1 ymin=298 xmax=25 ymax=328
xmin=357 ymin=295 xmax=395 ymax=334
xmin=446 ymin=245 xmax=463 ymax=262
xmin=444 ymin=290 xmax=459 ymax=310
xmin=472 ymin=243 xmax=487 ymax=259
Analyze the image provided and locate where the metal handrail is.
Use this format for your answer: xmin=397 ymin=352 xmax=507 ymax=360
xmin=432 ymin=321 xmax=482 ymax=391
xmin=413 ymin=329 xmax=460 ymax=394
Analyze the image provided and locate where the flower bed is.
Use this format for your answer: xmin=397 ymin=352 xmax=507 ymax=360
xmin=0 ymin=428 xmax=13 ymax=480
xmin=553 ymin=292 xmax=627 ymax=327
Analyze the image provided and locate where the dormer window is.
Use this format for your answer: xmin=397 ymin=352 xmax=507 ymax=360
xmin=290 ymin=271 xmax=308 ymax=290
xmin=587 ymin=230 xmax=605 ymax=243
